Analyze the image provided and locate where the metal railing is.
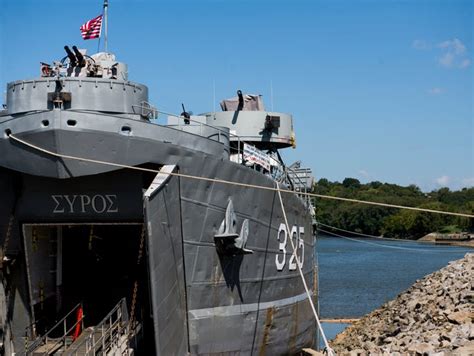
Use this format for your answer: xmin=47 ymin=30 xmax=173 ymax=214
xmin=50 ymin=103 xmax=313 ymax=202
xmin=281 ymin=166 xmax=313 ymax=208
xmin=67 ymin=298 xmax=129 ymax=355
xmin=26 ymin=303 xmax=84 ymax=355
xmin=154 ymin=109 xmax=244 ymax=158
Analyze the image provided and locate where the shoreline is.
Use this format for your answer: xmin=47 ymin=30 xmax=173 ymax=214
xmin=418 ymin=232 xmax=474 ymax=248
xmin=329 ymin=253 xmax=474 ymax=354
xmin=319 ymin=233 xmax=474 ymax=248
xmin=430 ymin=240 xmax=474 ymax=248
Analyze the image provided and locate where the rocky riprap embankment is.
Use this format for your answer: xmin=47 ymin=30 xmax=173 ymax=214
xmin=330 ymin=253 xmax=474 ymax=355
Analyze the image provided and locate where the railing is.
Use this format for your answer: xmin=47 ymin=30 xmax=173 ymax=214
xmin=67 ymin=298 xmax=129 ymax=355
xmin=281 ymin=166 xmax=314 ymax=208
xmin=26 ymin=303 xmax=84 ymax=355
xmin=69 ymin=105 xmax=313 ymax=203
xmin=154 ymin=109 xmax=244 ymax=158
xmin=160 ymin=108 xmax=313 ymax=201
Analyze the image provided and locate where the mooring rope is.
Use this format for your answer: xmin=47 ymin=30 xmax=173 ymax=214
xmin=276 ymin=182 xmax=335 ymax=356
xmin=317 ymin=228 xmax=470 ymax=253
xmin=317 ymin=222 xmax=443 ymax=243
xmin=7 ymin=134 xmax=474 ymax=219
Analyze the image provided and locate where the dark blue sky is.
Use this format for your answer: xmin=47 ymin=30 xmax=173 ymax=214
xmin=1 ymin=0 xmax=472 ymax=191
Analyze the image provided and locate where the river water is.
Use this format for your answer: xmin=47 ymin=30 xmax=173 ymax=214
xmin=316 ymin=235 xmax=473 ymax=347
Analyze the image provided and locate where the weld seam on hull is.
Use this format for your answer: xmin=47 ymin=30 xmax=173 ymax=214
xmin=188 ymin=291 xmax=312 ymax=319
xmin=183 ymin=239 xmax=313 ymax=250
xmin=190 ymin=268 xmax=313 ymax=285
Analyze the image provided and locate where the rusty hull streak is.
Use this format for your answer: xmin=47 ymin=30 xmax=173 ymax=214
xmin=288 ymin=302 xmax=299 ymax=353
xmin=258 ymin=306 xmax=275 ymax=356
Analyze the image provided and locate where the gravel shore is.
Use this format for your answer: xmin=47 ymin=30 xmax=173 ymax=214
xmin=329 ymin=253 xmax=474 ymax=355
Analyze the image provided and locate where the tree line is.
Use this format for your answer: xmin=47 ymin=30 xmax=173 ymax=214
xmin=313 ymin=178 xmax=474 ymax=239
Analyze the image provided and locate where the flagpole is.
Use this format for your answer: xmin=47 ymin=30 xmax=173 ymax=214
xmin=103 ymin=0 xmax=108 ymax=53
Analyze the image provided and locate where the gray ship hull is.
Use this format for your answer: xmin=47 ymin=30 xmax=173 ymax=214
xmin=0 ymin=107 xmax=316 ymax=354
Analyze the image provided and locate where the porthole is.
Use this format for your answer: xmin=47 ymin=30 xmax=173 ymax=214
xmin=121 ymin=126 xmax=132 ymax=135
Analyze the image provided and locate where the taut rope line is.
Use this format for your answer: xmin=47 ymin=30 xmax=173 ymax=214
xmin=276 ymin=183 xmax=335 ymax=356
xmin=317 ymin=228 xmax=470 ymax=253
xmin=317 ymin=222 xmax=457 ymax=244
xmin=7 ymin=134 xmax=474 ymax=219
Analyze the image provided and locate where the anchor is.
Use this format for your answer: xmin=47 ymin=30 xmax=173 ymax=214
xmin=215 ymin=200 xmax=253 ymax=255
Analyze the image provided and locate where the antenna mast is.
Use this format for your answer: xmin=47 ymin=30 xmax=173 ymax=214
xmin=270 ymin=80 xmax=274 ymax=111
xmin=213 ymin=80 xmax=216 ymax=112
xmin=104 ymin=0 xmax=109 ymax=52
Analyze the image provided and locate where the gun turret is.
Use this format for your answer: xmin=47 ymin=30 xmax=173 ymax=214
xmin=72 ymin=46 xmax=86 ymax=67
xmin=64 ymin=46 xmax=77 ymax=67
xmin=237 ymin=90 xmax=244 ymax=111
xmin=181 ymin=103 xmax=191 ymax=124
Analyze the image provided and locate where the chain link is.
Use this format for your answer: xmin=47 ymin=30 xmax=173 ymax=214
xmin=128 ymin=223 xmax=146 ymax=339
xmin=1 ymin=215 xmax=14 ymax=265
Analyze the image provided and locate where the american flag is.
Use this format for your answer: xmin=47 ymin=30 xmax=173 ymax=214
xmin=80 ymin=15 xmax=103 ymax=40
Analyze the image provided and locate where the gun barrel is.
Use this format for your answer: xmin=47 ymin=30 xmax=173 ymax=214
xmin=72 ymin=46 xmax=86 ymax=67
xmin=237 ymin=90 xmax=244 ymax=110
xmin=64 ymin=46 xmax=77 ymax=66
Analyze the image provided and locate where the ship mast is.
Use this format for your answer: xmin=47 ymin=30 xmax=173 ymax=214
xmin=104 ymin=0 xmax=109 ymax=53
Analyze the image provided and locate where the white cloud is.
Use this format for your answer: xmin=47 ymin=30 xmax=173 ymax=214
xmin=460 ymin=58 xmax=471 ymax=68
xmin=412 ymin=39 xmax=430 ymax=50
xmin=436 ymin=38 xmax=470 ymax=69
xmin=428 ymin=87 xmax=444 ymax=95
xmin=438 ymin=52 xmax=455 ymax=67
xmin=438 ymin=38 xmax=466 ymax=54
xmin=435 ymin=175 xmax=450 ymax=186
xmin=461 ymin=177 xmax=474 ymax=187
xmin=358 ymin=169 xmax=369 ymax=179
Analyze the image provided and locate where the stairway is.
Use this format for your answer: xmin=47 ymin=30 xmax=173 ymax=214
xmin=27 ymin=298 xmax=135 ymax=355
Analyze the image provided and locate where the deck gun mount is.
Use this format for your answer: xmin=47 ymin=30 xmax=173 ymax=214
xmin=40 ymin=46 xmax=129 ymax=80
xmin=6 ymin=47 xmax=150 ymax=118
xmin=203 ymin=90 xmax=296 ymax=151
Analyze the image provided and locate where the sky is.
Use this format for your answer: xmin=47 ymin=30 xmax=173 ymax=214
xmin=0 ymin=0 xmax=472 ymax=192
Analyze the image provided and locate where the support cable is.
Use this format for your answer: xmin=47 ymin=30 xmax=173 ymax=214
xmin=7 ymin=134 xmax=474 ymax=219
xmin=276 ymin=183 xmax=335 ymax=356
xmin=317 ymin=227 xmax=469 ymax=253
xmin=317 ymin=222 xmax=436 ymax=243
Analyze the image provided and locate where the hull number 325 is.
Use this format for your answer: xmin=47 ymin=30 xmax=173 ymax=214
xmin=275 ymin=223 xmax=304 ymax=271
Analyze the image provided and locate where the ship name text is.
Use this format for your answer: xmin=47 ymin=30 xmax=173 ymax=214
xmin=51 ymin=194 xmax=119 ymax=214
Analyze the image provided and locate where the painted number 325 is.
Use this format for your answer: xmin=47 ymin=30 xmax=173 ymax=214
xmin=275 ymin=223 xmax=304 ymax=271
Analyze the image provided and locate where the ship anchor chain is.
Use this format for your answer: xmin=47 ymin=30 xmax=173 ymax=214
xmin=128 ymin=223 xmax=146 ymax=340
xmin=0 ymin=214 xmax=14 ymax=355
xmin=1 ymin=215 xmax=14 ymax=268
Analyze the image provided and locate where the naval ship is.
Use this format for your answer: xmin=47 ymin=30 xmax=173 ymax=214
xmin=0 ymin=46 xmax=317 ymax=355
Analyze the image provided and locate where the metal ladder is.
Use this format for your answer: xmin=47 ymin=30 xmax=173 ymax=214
xmin=65 ymin=298 xmax=131 ymax=355
xmin=26 ymin=303 xmax=84 ymax=355
xmin=27 ymin=298 xmax=134 ymax=355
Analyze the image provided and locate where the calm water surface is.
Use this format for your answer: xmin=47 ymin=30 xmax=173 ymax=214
xmin=316 ymin=235 xmax=472 ymax=345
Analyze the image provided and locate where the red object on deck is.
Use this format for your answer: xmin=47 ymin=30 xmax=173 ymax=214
xmin=72 ymin=306 xmax=83 ymax=341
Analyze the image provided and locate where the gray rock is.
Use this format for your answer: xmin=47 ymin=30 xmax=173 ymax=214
xmin=451 ymin=340 xmax=474 ymax=355
xmin=329 ymin=253 xmax=474 ymax=354
xmin=407 ymin=342 xmax=434 ymax=354
xmin=447 ymin=311 xmax=474 ymax=325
